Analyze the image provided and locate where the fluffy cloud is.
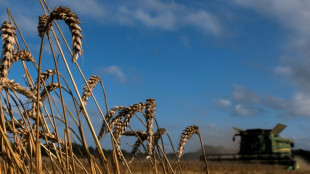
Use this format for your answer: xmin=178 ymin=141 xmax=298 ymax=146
xmin=215 ymin=84 xmax=308 ymax=117
xmin=214 ymin=85 xmax=265 ymax=117
xmin=234 ymin=104 xmax=264 ymax=116
xmin=274 ymin=66 xmax=292 ymax=76
xmin=276 ymin=57 xmax=310 ymax=92
xmin=183 ymin=10 xmax=221 ymax=35
xmin=217 ymin=84 xmax=310 ymax=117
xmin=99 ymin=66 xmax=126 ymax=84
xmin=292 ymin=92 xmax=310 ymax=117
xmin=1 ymin=0 xmax=222 ymax=37
xmin=112 ymin=0 xmax=222 ymax=34
xmin=214 ymin=99 xmax=232 ymax=108
xmin=49 ymin=0 xmax=222 ymax=35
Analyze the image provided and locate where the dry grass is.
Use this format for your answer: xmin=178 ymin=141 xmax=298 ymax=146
xmin=123 ymin=160 xmax=308 ymax=174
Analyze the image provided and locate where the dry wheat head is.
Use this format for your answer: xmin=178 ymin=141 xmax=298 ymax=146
xmin=144 ymin=98 xmax=156 ymax=159
xmin=81 ymin=75 xmax=101 ymax=109
xmin=0 ymin=21 xmax=16 ymax=82
xmin=2 ymin=79 xmax=36 ymax=99
xmin=35 ymin=69 xmax=56 ymax=84
xmin=98 ymin=106 xmax=126 ymax=140
xmin=128 ymin=132 xmax=148 ymax=163
xmin=38 ymin=7 xmax=82 ymax=62
xmin=50 ymin=7 xmax=82 ymax=62
xmin=98 ymin=106 xmax=130 ymax=140
xmin=177 ymin=125 xmax=200 ymax=160
xmin=38 ymin=15 xmax=51 ymax=37
xmin=153 ymin=128 xmax=166 ymax=145
xmin=40 ymin=83 xmax=60 ymax=101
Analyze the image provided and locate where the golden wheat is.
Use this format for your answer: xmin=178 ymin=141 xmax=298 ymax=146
xmin=81 ymin=75 xmax=101 ymax=109
xmin=177 ymin=125 xmax=200 ymax=160
xmin=0 ymin=3 xmax=210 ymax=174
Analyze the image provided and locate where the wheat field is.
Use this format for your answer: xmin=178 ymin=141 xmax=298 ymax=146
xmin=0 ymin=1 xmax=211 ymax=173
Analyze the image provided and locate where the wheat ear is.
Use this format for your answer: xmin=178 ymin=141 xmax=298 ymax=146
xmin=123 ymin=130 xmax=148 ymax=137
xmin=98 ymin=106 xmax=130 ymax=140
xmin=2 ymin=79 xmax=36 ymax=99
xmin=144 ymin=98 xmax=156 ymax=159
xmin=40 ymin=83 xmax=60 ymax=101
xmin=154 ymin=128 xmax=166 ymax=145
xmin=98 ymin=105 xmax=127 ymax=140
xmin=81 ymin=75 xmax=101 ymax=109
xmin=38 ymin=15 xmax=51 ymax=37
xmin=177 ymin=125 xmax=200 ymax=160
xmin=113 ymin=103 xmax=145 ymax=161
xmin=113 ymin=103 xmax=145 ymax=143
xmin=35 ymin=69 xmax=56 ymax=84
xmin=38 ymin=7 xmax=82 ymax=62
xmin=128 ymin=133 xmax=148 ymax=163
xmin=0 ymin=21 xmax=16 ymax=82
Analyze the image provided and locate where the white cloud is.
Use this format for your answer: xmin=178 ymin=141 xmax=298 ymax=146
xmin=1 ymin=0 xmax=222 ymax=36
xmin=118 ymin=7 xmax=175 ymax=30
xmin=219 ymin=85 xmax=310 ymax=117
xmin=216 ymin=85 xmax=293 ymax=117
xmin=103 ymin=0 xmax=222 ymax=35
xmin=214 ymin=99 xmax=231 ymax=108
xmin=292 ymin=92 xmax=310 ymax=117
xmin=100 ymin=66 xmax=126 ymax=84
xmin=274 ymin=66 xmax=292 ymax=76
xmin=50 ymin=0 xmax=223 ymax=35
xmin=184 ymin=10 xmax=221 ymax=35
xmin=235 ymin=104 xmax=263 ymax=116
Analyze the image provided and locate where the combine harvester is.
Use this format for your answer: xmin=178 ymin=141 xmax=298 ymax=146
xmin=207 ymin=123 xmax=299 ymax=169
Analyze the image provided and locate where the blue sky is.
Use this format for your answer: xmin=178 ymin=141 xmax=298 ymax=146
xmin=1 ymin=0 xmax=310 ymax=151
